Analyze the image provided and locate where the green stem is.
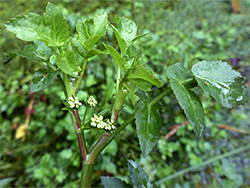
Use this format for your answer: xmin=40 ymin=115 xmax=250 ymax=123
xmin=81 ymin=106 xmax=89 ymax=127
xmin=98 ymin=104 xmax=112 ymax=116
xmin=150 ymin=89 xmax=171 ymax=106
xmin=46 ymin=61 xmax=57 ymax=71
xmin=116 ymin=67 xmax=121 ymax=92
xmin=58 ymin=46 xmax=63 ymax=55
xmin=155 ymin=143 xmax=250 ymax=185
xmin=75 ymin=59 xmax=88 ymax=93
xmin=80 ymin=162 xmax=94 ymax=188
xmin=57 ymin=75 xmax=68 ymax=99
xmin=180 ymin=78 xmax=195 ymax=85
xmin=63 ymin=73 xmax=74 ymax=97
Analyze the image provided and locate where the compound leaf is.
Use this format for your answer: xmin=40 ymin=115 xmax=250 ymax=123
xmin=44 ymin=2 xmax=69 ymax=46
xmin=30 ymin=69 xmax=59 ymax=93
xmin=128 ymin=160 xmax=153 ymax=188
xmin=135 ymin=100 xmax=161 ymax=157
xmin=76 ymin=12 xmax=108 ymax=50
xmin=192 ymin=60 xmax=248 ymax=108
xmin=4 ymin=13 xmax=50 ymax=42
xmin=18 ymin=41 xmax=52 ymax=61
xmin=56 ymin=51 xmax=81 ymax=77
xmin=110 ymin=17 xmax=137 ymax=56
xmin=167 ymin=63 xmax=204 ymax=137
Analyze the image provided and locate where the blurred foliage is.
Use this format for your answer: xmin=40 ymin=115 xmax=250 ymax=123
xmin=0 ymin=0 xmax=250 ymax=187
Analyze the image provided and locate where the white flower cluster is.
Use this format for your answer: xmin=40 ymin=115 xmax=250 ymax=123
xmin=90 ymin=114 xmax=115 ymax=130
xmin=68 ymin=96 xmax=82 ymax=109
xmin=87 ymin=95 xmax=97 ymax=107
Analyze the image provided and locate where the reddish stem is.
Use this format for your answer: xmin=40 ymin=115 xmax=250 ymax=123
xmin=74 ymin=109 xmax=81 ymax=129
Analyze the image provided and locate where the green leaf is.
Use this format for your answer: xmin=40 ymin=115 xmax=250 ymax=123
xmin=127 ymin=160 xmax=153 ymax=188
xmin=110 ymin=24 xmax=127 ymax=57
xmin=4 ymin=13 xmax=50 ymax=42
xmin=192 ymin=60 xmax=248 ymax=108
xmin=103 ymin=44 xmax=127 ymax=70
xmin=70 ymin=37 xmax=86 ymax=56
xmin=84 ymin=49 xmax=105 ymax=59
xmin=101 ymin=176 xmax=132 ymax=188
xmin=44 ymin=2 xmax=69 ymax=46
xmin=166 ymin=62 xmax=193 ymax=81
xmin=132 ymin=33 xmax=150 ymax=43
xmin=167 ymin=63 xmax=204 ymax=136
xmin=124 ymin=81 xmax=136 ymax=106
xmin=135 ymin=90 xmax=152 ymax=103
xmin=76 ymin=12 xmax=108 ymax=50
xmin=222 ymin=159 xmax=243 ymax=187
xmin=3 ymin=52 xmax=17 ymax=65
xmin=131 ymin=79 xmax=152 ymax=92
xmin=56 ymin=51 xmax=81 ymax=77
xmin=0 ymin=177 xmax=15 ymax=187
xmin=30 ymin=69 xmax=59 ymax=93
xmin=18 ymin=41 xmax=52 ymax=61
xmin=128 ymin=64 xmax=163 ymax=88
xmin=110 ymin=17 xmax=137 ymax=56
xmin=135 ymin=100 xmax=161 ymax=157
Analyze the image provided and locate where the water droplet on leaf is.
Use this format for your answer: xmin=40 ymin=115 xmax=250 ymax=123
xmin=236 ymin=96 xmax=243 ymax=101
xmin=127 ymin=29 xmax=132 ymax=34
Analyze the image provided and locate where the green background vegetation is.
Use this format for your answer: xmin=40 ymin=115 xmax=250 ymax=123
xmin=1 ymin=0 xmax=250 ymax=187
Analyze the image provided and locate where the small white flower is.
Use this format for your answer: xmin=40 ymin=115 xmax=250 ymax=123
xmin=68 ymin=101 xmax=74 ymax=106
xmin=87 ymin=95 xmax=98 ymax=107
xmin=90 ymin=114 xmax=115 ymax=130
xmin=91 ymin=122 xmax=96 ymax=127
xmin=67 ymin=96 xmax=82 ymax=109
xmin=68 ymin=97 xmax=74 ymax=102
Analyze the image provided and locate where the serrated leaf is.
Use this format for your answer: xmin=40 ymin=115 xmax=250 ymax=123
xmin=110 ymin=17 xmax=137 ymax=56
xmin=170 ymin=80 xmax=204 ymax=136
xmin=76 ymin=12 xmax=108 ymax=50
xmin=128 ymin=64 xmax=163 ymax=88
xmin=30 ymin=69 xmax=59 ymax=93
xmin=56 ymin=51 xmax=81 ymax=77
xmin=167 ymin=63 xmax=204 ymax=136
xmin=135 ymin=100 xmax=161 ymax=157
xmin=4 ymin=13 xmax=50 ymax=42
xmin=128 ymin=160 xmax=153 ymax=188
xmin=44 ymin=2 xmax=69 ymax=46
xmin=3 ymin=52 xmax=17 ymax=65
xmin=103 ymin=44 xmax=127 ymax=70
xmin=18 ymin=41 xmax=52 ymax=61
xmin=167 ymin=62 xmax=193 ymax=81
xmin=101 ymin=176 xmax=132 ymax=188
xmin=192 ymin=60 xmax=248 ymax=108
